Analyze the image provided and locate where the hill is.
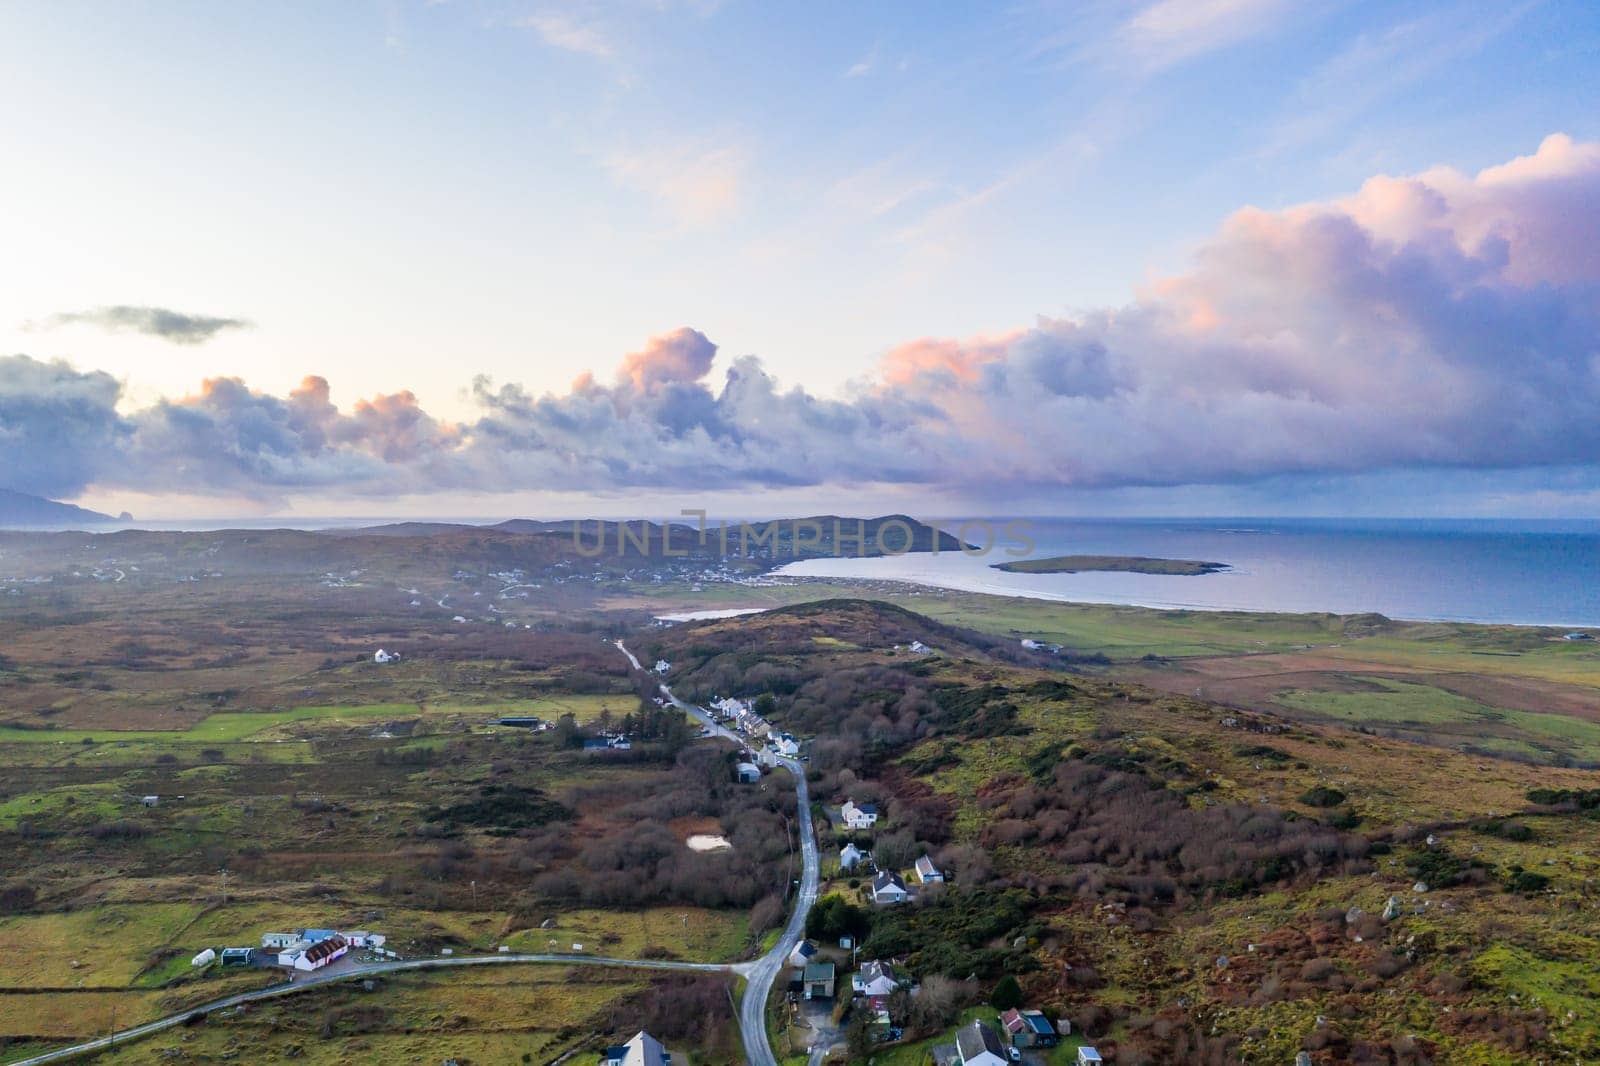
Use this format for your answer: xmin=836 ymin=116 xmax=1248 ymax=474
xmin=640 ymin=597 xmax=1600 ymax=1063
xmin=0 ymin=488 xmax=125 ymax=528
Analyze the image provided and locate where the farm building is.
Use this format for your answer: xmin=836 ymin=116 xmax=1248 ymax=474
xmin=736 ymin=762 xmax=761 ymax=783
xmin=220 ymin=948 xmax=253 ymax=967
xmin=190 ymin=948 xmax=216 ymax=968
xmin=915 ymin=855 xmax=944 ymax=883
xmin=803 ymin=961 xmax=836 ymax=1000
xmin=293 ymin=935 xmax=349 ymax=972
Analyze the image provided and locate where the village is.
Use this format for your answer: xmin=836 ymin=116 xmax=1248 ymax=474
xmin=774 ymin=805 xmax=1101 ymax=1066
xmin=693 ymin=686 xmax=1101 ymax=1065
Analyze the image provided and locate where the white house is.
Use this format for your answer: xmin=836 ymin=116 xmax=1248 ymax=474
xmin=293 ymin=935 xmax=349 ymax=972
xmin=914 ymin=855 xmax=944 ymax=883
xmin=841 ymin=800 xmax=879 ymax=830
xmin=871 ymin=871 xmax=910 ymax=905
xmin=788 ymin=940 xmax=819 ymax=968
xmin=839 ymin=842 xmax=865 ymax=870
xmin=374 ymin=649 xmax=399 ymax=664
xmin=956 ymin=1020 xmax=1009 ymax=1066
xmin=261 ymin=932 xmax=300 ymax=949
xmin=603 ymin=1030 xmax=670 ymax=1066
xmin=654 ymin=660 xmax=671 ymax=674
xmin=852 ymin=959 xmax=900 ymax=997
xmin=773 ymin=733 xmax=801 ymax=758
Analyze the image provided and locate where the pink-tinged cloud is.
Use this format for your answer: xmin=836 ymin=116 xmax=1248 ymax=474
xmin=879 ymin=333 xmax=1019 ymax=387
xmin=2 ymin=135 xmax=1597 ymax=502
xmin=617 ymin=327 xmax=719 ymax=391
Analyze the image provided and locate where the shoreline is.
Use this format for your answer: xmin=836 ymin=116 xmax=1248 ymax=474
xmin=760 ymin=569 xmax=1600 ymax=632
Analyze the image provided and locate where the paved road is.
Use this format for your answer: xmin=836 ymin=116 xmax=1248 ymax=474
xmin=8 ymin=954 xmax=740 ymax=1066
xmin=15 ymin=644 xmax=820 ymax=1066
xmin=618 ymin=641 xmax=821 ymax=1066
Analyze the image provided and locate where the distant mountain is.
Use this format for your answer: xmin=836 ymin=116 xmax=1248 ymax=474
xmin=0 ymin=489 xmax=127 ymax=529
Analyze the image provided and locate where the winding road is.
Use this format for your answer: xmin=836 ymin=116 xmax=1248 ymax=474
xmin=16 ymin=642 xmax=821 ymax=1066
xmin=8 ymin=954 xmax=740 ymax=1066
xmin=618 ymin=640 xmax=821 ymax=1065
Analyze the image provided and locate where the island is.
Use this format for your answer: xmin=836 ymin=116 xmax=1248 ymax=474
xmin=992 ymin=554 xmax=1228 ymax=575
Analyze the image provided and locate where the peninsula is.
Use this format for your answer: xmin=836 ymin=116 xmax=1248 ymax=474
xmin=992 ymin=553 xmax=1228 ymax=575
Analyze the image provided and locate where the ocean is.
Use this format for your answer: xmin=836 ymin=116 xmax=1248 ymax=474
xmin=776 ymin=517 xmax=1600 ymax=628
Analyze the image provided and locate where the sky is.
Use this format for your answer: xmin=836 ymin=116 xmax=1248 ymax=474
xmin=1 ymin=0 xmax=1598 ymax=519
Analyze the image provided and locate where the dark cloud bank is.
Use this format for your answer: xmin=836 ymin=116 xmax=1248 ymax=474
xmin=2 ymin=135 xmax=1598 ymax=503
xmin=36 ymin=305 xmax=252 ymax=345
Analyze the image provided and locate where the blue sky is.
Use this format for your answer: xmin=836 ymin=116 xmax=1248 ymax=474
xmin=1 ymin=1 xmax=1598 ymax=517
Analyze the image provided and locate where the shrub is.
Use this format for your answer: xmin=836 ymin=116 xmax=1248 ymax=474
xmin=990 ymin=975 xmax=1023 ymax=1010
xmin=1505 ymin=866 xmax=1551 ymax=894
xmin=1299 ymin=786 xmax=1346 ymax=808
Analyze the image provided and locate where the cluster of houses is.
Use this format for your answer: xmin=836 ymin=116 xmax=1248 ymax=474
xmin=704 ymin=695 xmax=803 ymax=764
xmin=784 ymin=941 xmax=1090 ymax=1061
xmin=835 ymin=800 xmax=945 ymax=904
xmin=259 ymin=928 xmax=389 ymax=973
xmin=786 ymin=940 xmax=901 ymax=1008
xmin=944 ymin=1016 xmax=1098 ymax=1066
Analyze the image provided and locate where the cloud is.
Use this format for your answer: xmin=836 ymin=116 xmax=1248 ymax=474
xmin=3 ymin=136 xmax=1598 ymax=505
xmin=603 ymin=139 xmax=747 ymax=227
xmin=518 ymin=10 xmax=615 ymax=58
xmin=0 ymin=356 xmax=126 ymax=498
xmin=34 ymin=305 xmax=252 ymax=345
xmin=617 ymin=328 xmax=718 ymax=391
xmin=1120 ymin=0 xmax=1289 ymax=70
xmin=844 ymin=46 xmax=877 ymax=78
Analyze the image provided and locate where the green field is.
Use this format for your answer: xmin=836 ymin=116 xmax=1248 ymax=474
xmin=1277 ymin=676 xmax=1600 ymax=763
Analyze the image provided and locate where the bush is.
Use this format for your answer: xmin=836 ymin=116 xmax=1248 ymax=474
xmin=807 ymin=894 xmax=871 ymax=942
xmin=1299 ymin=786 xmax=1347 ymax=808
xmin=1505 ymin=866 xmax=1550 ymax=894
xmin=1475 ymin=819 xmax=1535 ymax=842
xmin=990 ymin=975 xmax=1023 ymax=1010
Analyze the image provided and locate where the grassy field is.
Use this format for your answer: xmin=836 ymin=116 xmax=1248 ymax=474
xmin=501 ymin=906 xmax=749 ymax=962
xmin=0 ymin=967 xmax=660 ymax=1065
xmin=1276 ymin=676 xmax=1600 ymax=763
